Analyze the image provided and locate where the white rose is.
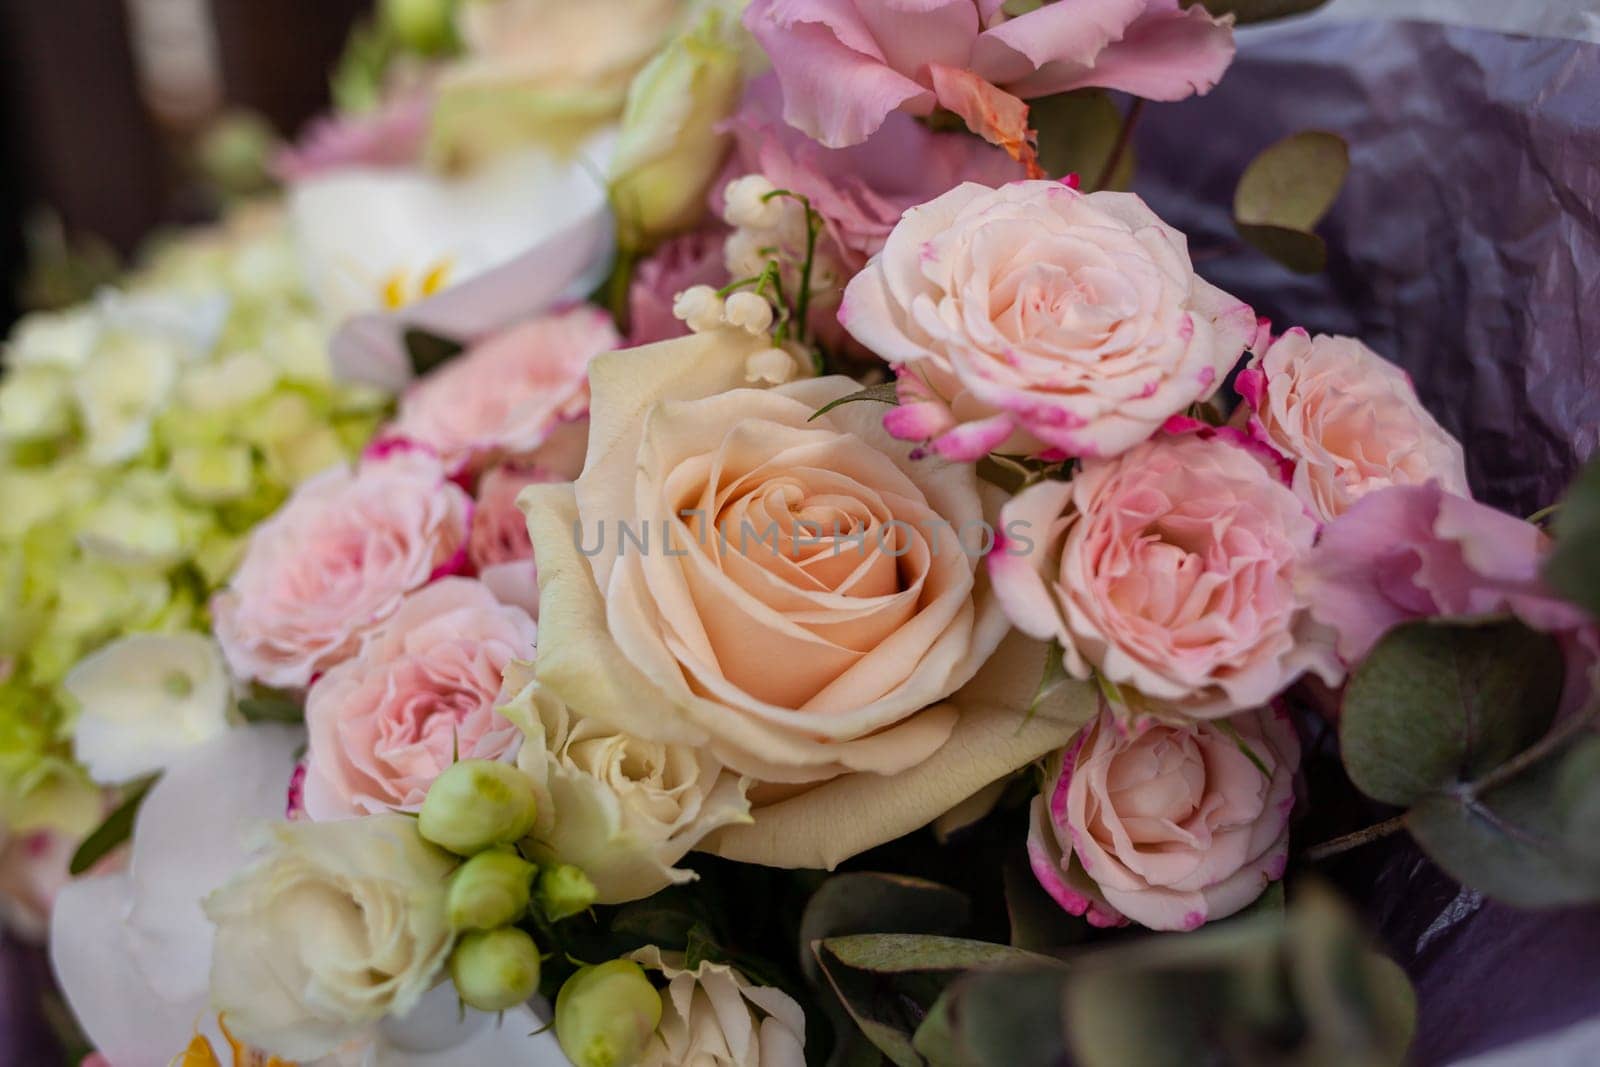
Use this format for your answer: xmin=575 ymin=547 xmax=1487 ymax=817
xmin=630 ymin=945 xmax=806 ymax=1067
xmin=205 ymin=815 xmax=457 ymax=1060
xmin=502 ymin=661 xmax=752 ymax=903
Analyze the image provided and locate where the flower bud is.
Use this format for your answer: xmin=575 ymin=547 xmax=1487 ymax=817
xmin=536 ymin=863 xmax=598 ymax=923
xmin=381 ymin=0 xmax=458 ymax=56
xmin=723 ymin=292 xmax=774 ymax=336
xmin=723 ymin=175 xmax=782 ymax=230
xmin=446 ymin=850 xmax=537 ymax=932
xmin=554 ymin=960 xmax=663 ymax=1067
xmin=418 ymin=760 xmax=538 ymax=856
xmin=672 ymin=285 xmax=725 ymax=334
xmin=450 ymin=927 xmax=543 ymax=1013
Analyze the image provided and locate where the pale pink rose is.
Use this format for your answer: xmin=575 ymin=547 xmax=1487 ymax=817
xmin=628 ymin=228 xmax=730 ymax=346
xmin=843 ymin=180 xmax=1256 ymax=463
xmin=212 ymin=451 xmax=473 ymax=689
xmin=722 ymin=74 xmax=1023 ymax=273
xmin=389 ymin=305 xmax=620 ymax=475
xmin=990 ymin=430 xmax=1340 ymax=718
xmin=745 ymin=0 xmax=1235 ymax=149
xmin=1300 ymin=482 xmax=1597 ymax=675
xmin=0 ymin=828 xmax=77 ymax=941
xmin=469 ymin=464 xmax=556 ymax=616
xmin=1238 ymin=330 xmax=1470 ymax=521
xmin=302 ymin=578 xmax=536 ymax=818
xmin=1029 ymin=702 xmax=1298 ymax=931
xmin=273 ymin=93 xmax=430 ymax=181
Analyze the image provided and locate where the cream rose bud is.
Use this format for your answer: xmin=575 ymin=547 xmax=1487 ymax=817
xmin=211 ymin=448 xmax=472 ymax=689
xmin=502 ymin=660 xmax=752 ymax=904
xmin=204 ymin=815 xmax=456 ymax=1060
xmin=1029 ymin=704 xmax=1300 ymax=932
xmin=1238 ymin=329 xmax=1471 ymax=521
xmin=532 ymin=328 xmax=1012 ymax=783
xmin=630 ymin=945 xmax=806 ymax=1066
xmin=842 ymin=180 xmax=1257 ymax=463
xmin=990 ymin=430 xmax=1341 ymax=719
xmin=302 ymin=578 xmax=536 ymax=819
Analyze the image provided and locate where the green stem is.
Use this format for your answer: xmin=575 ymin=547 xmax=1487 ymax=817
xmin=1303 ymin=815 xmax=1407 ymax=863
xmin=1094 ymin=98 xmax=1146 ymax=193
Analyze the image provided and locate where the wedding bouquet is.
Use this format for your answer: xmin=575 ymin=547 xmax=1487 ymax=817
xmin=6 ymin=1 xmax=1597 ymax=1065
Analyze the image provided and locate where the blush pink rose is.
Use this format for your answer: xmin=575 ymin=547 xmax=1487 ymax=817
xmin=990 ymin=431 xmax=1340 ymax=718
xmin=1238 ymin=330 xmax=1470 ymax=522
xmin=302 ymin=578 xmax=537 ymax=819
xmin=389 ymin=305 xmax=620 ymax=476
xmin=744 ymin=0 xmax=1235 ymax=149
xmin=469 ymin=464 xmax=556 ymax=616
xmin=1029 ymin=702 xmax=1298 ymax=931
xmin=843 ymin=180 xmax=1256 ymax=463
xmin=212 ymin=451 xmax=473 ymax=690
xmin=1300 ymin=482 xmax=1597 ymax=673
xmin=722 ymin=74 xmax=1023 ymax=274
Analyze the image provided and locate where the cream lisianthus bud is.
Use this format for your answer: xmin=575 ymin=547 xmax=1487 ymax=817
xmin=723 ymin=292 xmax=774 ymax=336
xmin=450 ymin=927 xmax=543 ymax=1013
xmin=608 ymin=7 xmax=748 ymax=249
xmin=419 ymin=760 xmax=539 ymax=856
xmin=536 ymin=863 xmax=598 ymax=922
xmin=555 ymin=959 xmax=662 ymax=1067
xmin=446 ymin=850 xmax=537 ymax=932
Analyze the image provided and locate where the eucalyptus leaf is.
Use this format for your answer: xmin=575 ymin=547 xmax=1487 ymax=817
xmin=1339 ymin=619 xmax=1564 ymax=806
xmin=70 ymin=777 xmax=155 ymax=876
xmin=922 ymin=966 xmax=1072 ymax=1067
xmin=1002 ymin=849 xmax=1087 ymax=952
xmin=403 ymin=327 xmax=465 ymax=378
xmin=1558 ymin=735 xmax=1600 ymax=865
xmin=1234 ymin=131 xmax=1349 ymax=273
xmin=1186 ymin=0 xmax=1332 ymax=23
xmin=810 ymin=383 xmax=900 ymax=422
xmin=1544 ymin=455 xmax=1600 ymax=616
xmin=1031 ymin=91 xmax=1135 ymax=190
xmin=237 ymin=693 xmax=304 ymax=724
xmin=1235 ymin=223 xmax=1328 ymax=274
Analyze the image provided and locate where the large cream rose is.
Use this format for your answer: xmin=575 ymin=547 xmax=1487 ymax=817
xmin=522 ymin=329 xmax=1094 ymax=868
xmin=204 ymin=815 xmax=455 ymax=1060
xmin=500 ymin=660 xmax=752 ymax=903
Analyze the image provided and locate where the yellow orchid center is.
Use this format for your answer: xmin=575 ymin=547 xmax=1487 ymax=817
xmin=169 ymin=1017 xmax=295 ymax=1067
xmin=379 ymin=259 xmax=455 ymax=310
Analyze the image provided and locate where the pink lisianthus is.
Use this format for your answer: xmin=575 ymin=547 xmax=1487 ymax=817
xmin=212 ymin=450 xmax=473 ymax=690
xmin=1238 ymin=330 xmax=1470 ymax=522
xmin=744 ymin=0 xmax=1235 ymax=150
xmin=1299 ymin=482 xmax=1598 ymax=688
xmin=990 ymin=430 xmax=1340 ymax=719
xmin=272 ymin=93 xmax=431 ymax=181
xmin=469 ymin=463 xmax=557 ymax=616
xmin=628 ymin=228 xmax=731 ymax=346
xmin=843 ymin=180 xmax=1255 ymax=463
xmin=722 ymin=74 xmax=1023 ymax=274
xmin=302 ymin=578 xmax=536 ymax=819
xmin=1029 ymin=702 xmax=1299 ymax=931
xmin=390 ymin=305 xmax=621 ymax=477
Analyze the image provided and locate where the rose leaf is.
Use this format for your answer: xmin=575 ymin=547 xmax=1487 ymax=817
xmin=1544 ymin=455 xmax=1600 ymax=616
xmin=809 ymin=383 xmax=900 ymax=422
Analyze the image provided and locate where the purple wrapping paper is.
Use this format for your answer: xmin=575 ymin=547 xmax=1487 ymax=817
xmin=4 ymin=15 xmax=1598 ymax=1067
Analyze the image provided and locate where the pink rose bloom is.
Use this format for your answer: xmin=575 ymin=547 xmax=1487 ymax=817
xmin=1029 ymin=702 xmax=1298 ymax=931
xmin=470 ymin=464 xmax=557 ymax=617
xmin=628 ymin=228 xmax=730 ymax=346
xmin=273 ymin=94 xmax=431 ymax=181
xmin=0 ymin=827 xmax=78 ymax=941
xmin=389 ymin=306 xmax=621 ymax=476
xmin=723 ymin=74 xmax=1022 ymax=273
xmin=1300 ymin=482 xmax=1596 ymax=673
xmin=1238 ymin=330 xmax=1470 ymax=522
xmin=991 ymin=431 xmax=1340 ymax=718
xmin=302 ymin=578 xmax=536 ymax=818
xmin=843 ymin=180 xmax=1256 ymax=463
xmin=212 ymin=451 xmax=473 ymax=689
xmin=744 ymin=0 xmax=1235 ymax=149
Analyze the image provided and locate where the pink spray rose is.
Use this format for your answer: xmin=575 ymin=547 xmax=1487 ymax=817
xmin=744 ymin=0 xmax=1235 ymax=149
xmin=302 ymin=578 xmax=537 ymax=819
xmin=469 ymin=463 xmax=556 ymax=616
xmin=212 ymin=450 xmax=473 ymax=689
xmin=842 ymin=180 xmax=1256 ymax=462
xmin=1300 ymin=481 xmax=1596 ymax=672
xmin=628 ymin=228 xmax=731 ymax=346
xmin=389 ymin=305 xmax=621 ymax=476
xmin=990 ymin=430 xmax=1340 ymax=718
xmin=1238 ymin=330 xmax=1470 ymax=521
xmin=1029 ymin=702 xmax=1299 ymax=931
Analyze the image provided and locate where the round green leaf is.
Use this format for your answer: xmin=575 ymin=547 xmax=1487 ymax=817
xmin=1187 ymin=0 xmax=1332 ymax=23
xmin=1031 ymin=90 xmax=1136 ymax=190
xmin=1545 ymin=455 xmax=1600 ymax=616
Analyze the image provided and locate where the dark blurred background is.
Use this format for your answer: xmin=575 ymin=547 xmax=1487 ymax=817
xmin=0 ymin=0 xmax=371 ymax=331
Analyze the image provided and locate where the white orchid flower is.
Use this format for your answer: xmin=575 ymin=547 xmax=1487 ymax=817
xmin=51 ymin=727 xmax=575 ymax=1067
xmin=64 ymin=633 xmax=233 ymax=785
xmin=290 ymin=130 xmax=617 ymax=392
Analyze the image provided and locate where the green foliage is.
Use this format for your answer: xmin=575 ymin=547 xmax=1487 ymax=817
xmin=69 ymin=777 xmax=154 ymax=876
xmin=1031 ymin=91 xmax=1135 ymax=190
xmin=1544 ymin=455 xmax=1600 ymax=616
xmin=403 ymin=327 xmax=467 ymax=378
xmin=809 ymin=383 xmax=900 ymax=422
xmin=1187 ymin=0 xmax=1333 ymax=24
xmin=1234 ymin=131 xmax=1350 ymax=273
